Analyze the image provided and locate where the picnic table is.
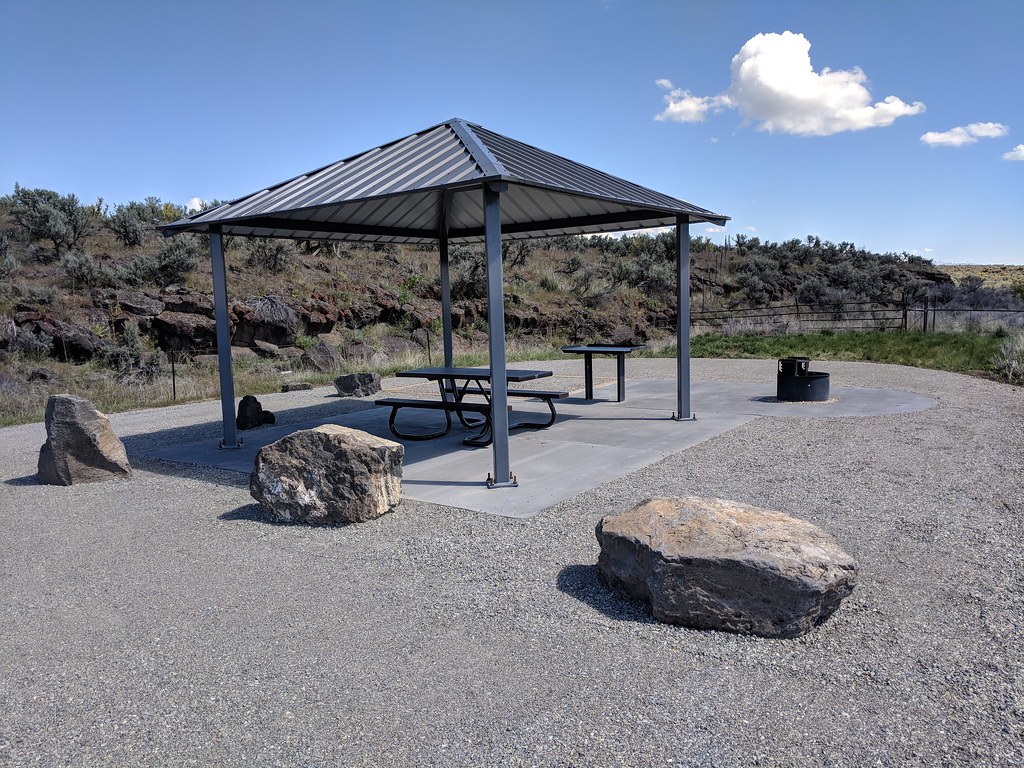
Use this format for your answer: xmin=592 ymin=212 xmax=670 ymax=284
xmin=560 ymin=344 xmax=647 ymax=402
xmin=375 ymin=366 xmax=567 ymax=446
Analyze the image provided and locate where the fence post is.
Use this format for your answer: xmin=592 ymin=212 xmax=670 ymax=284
xmin=922 ymin=296 xmax=929 ymax=333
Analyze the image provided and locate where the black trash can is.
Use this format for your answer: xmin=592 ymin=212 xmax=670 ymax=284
xmin=777 ymin=357 xmax=830 ymax=402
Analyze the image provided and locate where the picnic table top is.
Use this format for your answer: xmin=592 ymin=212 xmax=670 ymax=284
xmin=560 ymin=344 xmax=647 ymax=354
xmin=395 ymin=366 xmax=553 ymax=383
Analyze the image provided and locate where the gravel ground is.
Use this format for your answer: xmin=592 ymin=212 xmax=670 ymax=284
xmin=1 ymin=359 xmax=1021 ymax=767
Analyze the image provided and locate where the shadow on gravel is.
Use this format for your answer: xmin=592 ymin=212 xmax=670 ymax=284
xmin=219 ymin=503 xmax=281 ymax=524
xmin=5 ymin=474 xmax=39 ymax=486
xmin=556 ymin=563 xmax=654 ymax=624
xmin=219 ymin=503 xmax=363 ymax=528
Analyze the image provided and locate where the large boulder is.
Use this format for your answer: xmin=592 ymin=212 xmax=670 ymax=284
xmin=37 ymin=395 xmax=132 ymax=485
xmin=299 ymin=340 xmax=342 ymax=372
xmin=596 ymin=496 xmax=858 ymax=639
xmin=334 ymin=372 xmax=381 ymax=397
xmin=250 ymin=425 xmax=403 ymax=524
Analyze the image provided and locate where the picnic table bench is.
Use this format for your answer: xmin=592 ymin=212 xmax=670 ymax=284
xmin=375 ymin=367 xmax=567 ymax=447
xmin=561 ymin=344 xmax=647 ymax=402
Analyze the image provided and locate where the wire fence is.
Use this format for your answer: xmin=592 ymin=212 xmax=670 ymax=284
xmin=692 ymin=300 xmax=1024 ymax=335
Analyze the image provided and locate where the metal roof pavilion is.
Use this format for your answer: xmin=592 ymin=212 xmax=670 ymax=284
xmin=161 ymin=118 xmax=729 ymax=488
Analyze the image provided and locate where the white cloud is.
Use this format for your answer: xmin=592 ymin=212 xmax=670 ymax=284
xmin=655 ymin=80 xmax=730 ymax=123
xmin=744 ymin=226 xmax=758 ymax=233
xmin=185 ymin=196 xmax=205 ymax=212
xmin=656 ymin=31 xmax=924 ymax=136
xmin=1003 ymin=144 xmax=1024 ymax=161
xmin=921 ymin=122 xmax=1009 ymax=147
xmin=704 ymin=225 xmax=726 ymax=233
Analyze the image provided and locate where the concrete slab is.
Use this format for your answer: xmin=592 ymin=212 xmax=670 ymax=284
xmin=141 ymin=378 xmax=936 ymax=519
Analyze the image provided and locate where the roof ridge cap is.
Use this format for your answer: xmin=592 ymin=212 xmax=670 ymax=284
xmin=448 ymin=119 xmax=508 ymax=179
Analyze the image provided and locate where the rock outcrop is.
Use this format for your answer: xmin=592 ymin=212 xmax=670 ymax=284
xmin=250 ymin=425 xmax=403 ymax=524
xmin=596 ymin=496 xmax=858 ymax=638
xmin=37 ymin=395 xmax=132 ymax=485
xmin=299 ymin=340 xmax=342 ymax=372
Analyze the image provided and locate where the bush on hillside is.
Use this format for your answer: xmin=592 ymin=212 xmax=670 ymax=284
xmin=155 ymin=234 xmax=201 ymax=286
xmin=4 ymin=184 xmax=92 ymax=258
xmin=244 ymin=237 xmax=296 ymax=273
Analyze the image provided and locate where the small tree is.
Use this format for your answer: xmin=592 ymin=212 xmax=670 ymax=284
xmin=0 ymin=230 xmax=18 ymax=279
xmin=7 ymin=184 xmax=92 ymax=257
xmin=107 ymin=201 xmax=155 ymax=247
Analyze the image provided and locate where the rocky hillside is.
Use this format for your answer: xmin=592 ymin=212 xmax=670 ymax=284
xmin=0 ymin=186 xmax=961 ymax=379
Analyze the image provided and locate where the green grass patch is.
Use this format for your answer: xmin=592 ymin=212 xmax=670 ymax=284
xmin=686 ymin=331 xmax=1001 ymax=375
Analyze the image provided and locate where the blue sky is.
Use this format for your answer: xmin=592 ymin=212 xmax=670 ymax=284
xmin=1 ymin=0 xmax=1022 ymax=264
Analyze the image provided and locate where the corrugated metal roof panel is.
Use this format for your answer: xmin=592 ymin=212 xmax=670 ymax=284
xmin=162 ymin=118 xmax=728 ymax=240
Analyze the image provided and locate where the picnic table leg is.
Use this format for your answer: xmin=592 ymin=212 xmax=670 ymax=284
xmin=616 ymin=353 xmax=626 ymax=402
xmin=584 ymin=352 xmax=594 ymax=399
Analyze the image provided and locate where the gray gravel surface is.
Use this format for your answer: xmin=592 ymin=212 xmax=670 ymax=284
xmin=1 ymin=359 xmax=1022 ymax=767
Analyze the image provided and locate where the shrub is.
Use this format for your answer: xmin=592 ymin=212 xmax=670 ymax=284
xmin=538 ymin=274 xmax=559 ymax=292
xmin=107 ymin=201 xmax=156 ymax=247
xmin=59 ymin=251 xmax=115 ymax=289
xmin=243 ymin=237 xmax=296 ymax=273
xmin=6 ymin=184 xmax=92 ymax=257
xmin=992 ymin=331 xmax=1024 ymax=384
xmin=0 ymin=250 xmax=18 ymax=281
xmin=156 ymin=234 xmax=201 ymax=285
xmin=114 ymin=254 xmax=160 ymax=286
xmin=294 ymin=334 xmax=318 ymax=350
xmin=16 ymin=285 xmax=58 ymax=304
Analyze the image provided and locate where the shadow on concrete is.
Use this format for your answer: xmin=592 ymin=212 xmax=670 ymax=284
xmin=120 ymin=399 xmax=378 ymax=482
xmin=555 ymin=563 xmax=654 ymax=624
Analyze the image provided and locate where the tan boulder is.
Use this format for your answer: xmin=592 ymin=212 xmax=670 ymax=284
xmin=37 ymin=395 xmax=132 ymax=485
xmin=250 ymin=425 xmax=403 ymax=524
xmin=596 ymin=496 xmax=858 ymax=638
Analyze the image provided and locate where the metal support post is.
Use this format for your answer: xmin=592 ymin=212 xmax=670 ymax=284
xmin=617 ymin=353 xmax=626 ymax=402
xmin=210 ymin=229 xmax=240 ymax=448
xmin=439 ymin=189 xmax=454 ymax=367
xmin=483 ymin=183 xmax=515 ymax=488
xmin=674 ymin=216 xmax=696 ymax=421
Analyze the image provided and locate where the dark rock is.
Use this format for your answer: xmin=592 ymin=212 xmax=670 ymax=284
xmin=37 ymin=395 xmax=132 ymax=485
xmin=299 ymin=340 xmax=342 ymax=372
xmin=379 ymin=336 xmax=422 ymax=358
xmin=253 ymin=340 xmax=283 ymax=358
xmin=28 ymin=367 xmax=57 ymax=382
xmin=230 ymin=346 xmax=259 ymax=362
xmin=93 ymin=289 xmax=164 ymax=317
xmin=236 ymin=395 xmax=275 ymax=430
xmin=342 ymin=340 xmax=374 ymax=359
xmin=250 ymin=425 xmax=403 ymax=524
xmin=333 ymin=372 xmax=381 ymax=397
xmin=151 ymin=311 xmax=218 ymax=352
xmin=159 ymin=288 xmax=215 ymax=318
xmin=281 ymin=382 xmax=314 ymax=392
xmin=596 ymin=496 xmax=858 ymax=639
xmin=36 ymin=318 xmax=120 ymax=363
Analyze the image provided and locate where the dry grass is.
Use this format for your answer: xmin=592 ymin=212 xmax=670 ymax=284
xmin=0 ymin=336 xmax=569 ymax=427
xmin=936 ymin=264 xmax=1024 ymax=289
